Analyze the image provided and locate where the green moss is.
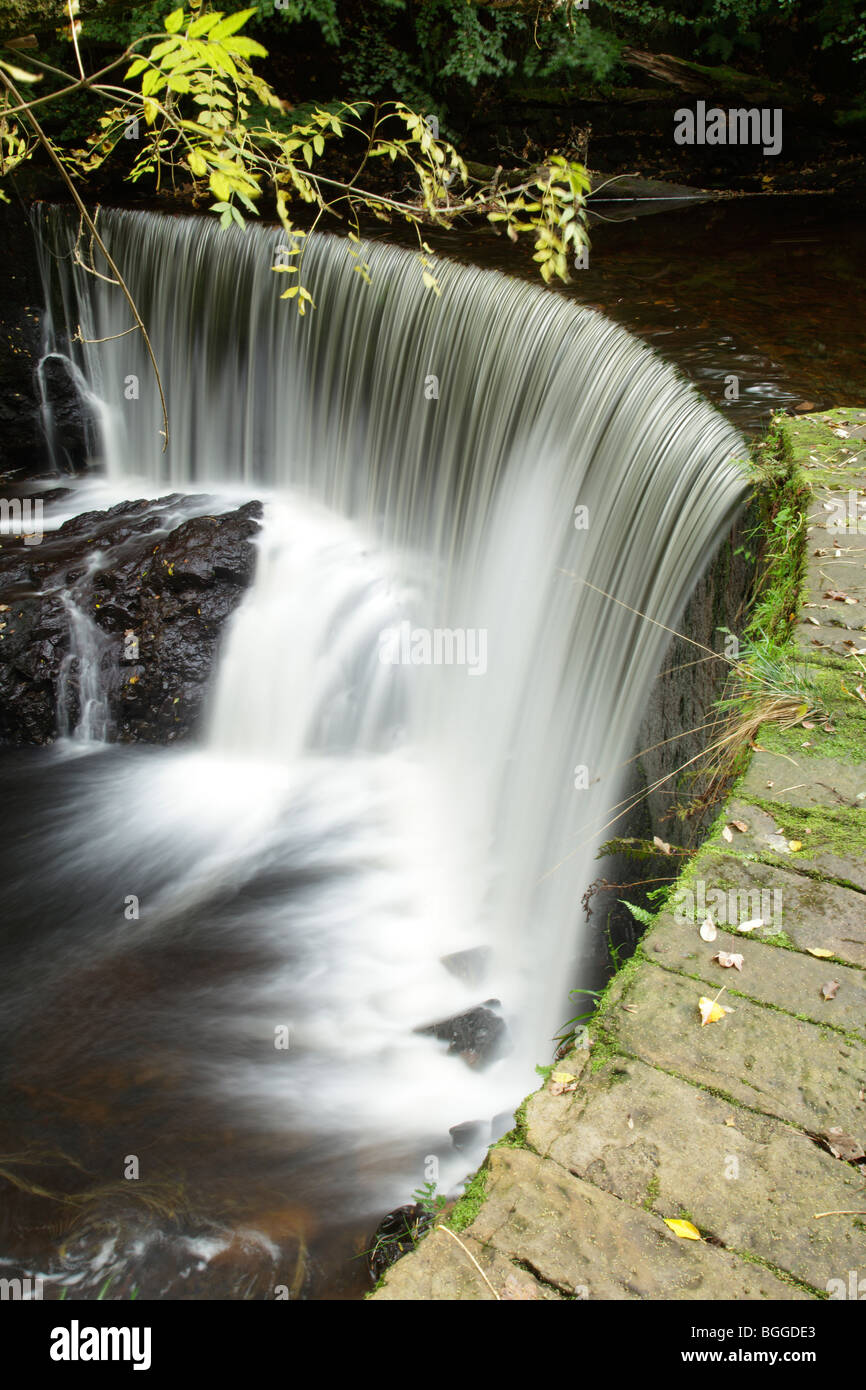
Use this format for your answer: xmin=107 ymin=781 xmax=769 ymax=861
xmin=643 ymin=1173 xmax=661 ymax=1211
xmin=761 ymin=930 xmax=795 ymax=949
xmin=494 ymin=1097 xmax=530 ymax=1150
xmin=745 ymin=798 xmax=866 ymax=862
xmin=447 ymin=1167 xmax=489 ymax=1234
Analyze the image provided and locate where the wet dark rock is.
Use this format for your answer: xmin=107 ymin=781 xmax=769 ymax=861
xmin=0 ymin=201 xmax=51 ymax=479
xmin=417 ymin=1000 xmax=510 ymax=1069
xmin=0 ymin=493 xmax=262 ymax=745
xmin=491 ymin=1110 xmax=516 ymax=1142
xmin=449 ymin=1119 xmax=489 ymax=1151
xmin=367 ymin=1204 xmax=432 ymax=1284
xmin=38 ymin=354 xmax=93 ymax=474
xmin=440 ymin=946 xmax=491 ymax=986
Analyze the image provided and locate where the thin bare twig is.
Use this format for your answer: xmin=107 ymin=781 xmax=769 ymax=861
xmin=434 ymin=1225 xmax=501 ymax=1300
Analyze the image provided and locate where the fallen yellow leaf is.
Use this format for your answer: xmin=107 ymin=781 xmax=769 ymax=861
xmin=664 ymin=1218 xmax=702 ymax=1240
xmin=551 ymin=1071 xmax=577 ymax=1085
xmin=788 ymin=840 xmax=803 ymax=852
xmin=699 ymin=995 xmax=729 ymax=1026
xmin=807 ymin=948 xmax=834 ymax=959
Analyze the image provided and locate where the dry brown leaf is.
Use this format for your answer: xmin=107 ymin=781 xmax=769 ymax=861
xmin=821 ymin=980 xmax=840 ymax=1001
xmin=721 ymin=824 xmax=733 ymax=843
xmin=713 ymin=951 xmax=744 ymax=971
xmin=730 ymin=820 xmax=748 ymax=833
xmin=823 ymin=1128 xmax=866 ymax=1163
xmin=738 ymin=918 xmax=762 ymax=933
xmin=653 ymin=835 xmax=672 ymax=855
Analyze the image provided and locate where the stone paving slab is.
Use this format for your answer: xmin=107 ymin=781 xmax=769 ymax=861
xmin=525 ymin=1056 xmax=866 ymax=1293
xmin=607 ymin=960 xmax=866 ymax=1136
xmin=644 ymin=916 xmax=866 ymax=1041
xmin=741 ymin=752 xmax=866 ymax=810
xmin=716 ymin=797 xmax=866 ymax=893
xmin=371 ymin=1224 xmax=563 ymax=1301
xmin=454 ymin=1147 xmax=807 ymax=1301
xmin=676 ymin=850 xmax=866 ymax=968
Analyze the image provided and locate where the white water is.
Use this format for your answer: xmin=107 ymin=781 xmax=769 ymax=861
xmin=31 ymin=207 xmax=749 ymax=1214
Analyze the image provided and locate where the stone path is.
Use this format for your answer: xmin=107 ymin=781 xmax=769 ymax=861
xmin=371 ymin=410 xmax=866 ymax=1301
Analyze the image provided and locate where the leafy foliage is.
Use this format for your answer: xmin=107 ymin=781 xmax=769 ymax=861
xmin=0 ymin=3 xmax=590 ymax=309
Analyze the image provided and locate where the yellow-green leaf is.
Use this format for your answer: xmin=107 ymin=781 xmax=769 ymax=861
xmin=164 ymin=7 xmax=185 ymax=34
xmin=664 ymin=1219 xmax=702 ymax=1241
xmin=188 ymin=13 xmax=221 ymax=38
xmin=0 ymin=57 xmax=42 ymax=83
xmin=223 ymin=37 xmax=267 ymax=59
xmin=187 ymin=148 xmax=207 ymax=176
xmin=209 ymin=170 xmax=232 ymax=200
xmin=211 ymin=8 xmax=257 ymax=40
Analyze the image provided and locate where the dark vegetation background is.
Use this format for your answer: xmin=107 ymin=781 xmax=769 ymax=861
xmin=2 ymin=0 xmax=865 ymax=194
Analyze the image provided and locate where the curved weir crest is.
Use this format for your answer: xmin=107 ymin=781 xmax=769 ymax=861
xmin=32 ymin=206 xmax=749 ymax=1222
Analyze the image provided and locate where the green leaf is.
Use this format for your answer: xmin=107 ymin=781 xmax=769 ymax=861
xmin=125 ymin=57 xmax=148 ymax=79
xmin=223 ymin=37 xmax=267 ymax=59
xmin=211 ymin=8 xmax=257 ymax=40
xmin=312 ymin=133 xmax=324 ymax=156
xmin=620 ymin=899 xmax=655 ymax=928
xmin=302 ymin=143 xmax=312 ymax=168
xmin=164 ymin=7 xmax=185 ymax=34
xmin=188 ymin=13 xmax=221 ymax=37
xmin=150 ymin=38 xmax=181 ymax=63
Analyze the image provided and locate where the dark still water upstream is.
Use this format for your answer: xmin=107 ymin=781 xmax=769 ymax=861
xmin=416 ymin=194 xmax=866 ymax=431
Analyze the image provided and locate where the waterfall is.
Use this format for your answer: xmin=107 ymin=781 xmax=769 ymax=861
xmin=30 ymin=205 xmax=749 ymax=1222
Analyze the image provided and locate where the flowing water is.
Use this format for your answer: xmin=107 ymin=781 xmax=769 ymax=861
xmin=0 ymin=207 xmax=747 ymax=1298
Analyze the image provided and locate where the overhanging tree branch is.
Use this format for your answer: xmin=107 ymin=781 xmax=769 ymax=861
xmin=0 ymin=66 xmax=170 ymax=450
